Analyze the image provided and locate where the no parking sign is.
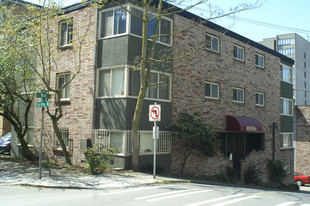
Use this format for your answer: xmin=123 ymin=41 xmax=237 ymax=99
xmin=149 ymin=104 xmax=161 ymax=122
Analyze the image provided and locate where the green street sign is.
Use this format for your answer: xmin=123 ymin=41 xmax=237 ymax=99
xmin=36 ymin=102 xmax=50 ymax=108
xmin=36 ymin=90 xmax=51 ymax=99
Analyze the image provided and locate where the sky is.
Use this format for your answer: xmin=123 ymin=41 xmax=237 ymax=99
xmin=26 ymin=0 xmax=310 ymax=42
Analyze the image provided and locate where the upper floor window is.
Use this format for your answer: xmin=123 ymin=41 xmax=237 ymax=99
xmin=205 ymin=82 xmax=219 ymax=99
xmin=98 ymin=68 xmax=125 ymax=97
xmin=278 ymin=38 xmax=295 ymax=46
xmin=206 ymin=34 xmax=219 ymax=52
xmin=145 ymin=72 xmax=171 ymax=100
xmin=233 ymin=88 xmax=244 ymax=103
xmin=233 ymin=45 xmax=244 ymax=61
xmin=255 ymin=53 xmax=264 ymax=68
xmin=255 ymin=92 xmax=264 ymax=106
xmin=59 ymin=19 xmax=73 ymax=47
xmin=281 ymin=64 xmax=292 ymax=84
xmin=56 ymin=72 xmax=71 ymax=100
xmin=278 ymin=48 xmax=295 ymax=56
xmin=281 ymin=98 xmax=293 ymax=116
xmin=99 ymin=5 xmax=172 ymax=45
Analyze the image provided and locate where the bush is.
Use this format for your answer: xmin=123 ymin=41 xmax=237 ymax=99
xmin=267 ymin=160 xmax=286 ymax=185
xmin=244 ymin=162 xmax=261 ymax=185
xmin=216 ymin=172 xmax=229 ymax=183
xmin=85 ymin=145 xmax=118 ymax=174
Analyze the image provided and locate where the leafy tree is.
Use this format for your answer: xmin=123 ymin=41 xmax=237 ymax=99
xmin=0 ymin=3 xmax=37 ymax=160
xmin=169 ymin=112 xmax=219 ymax=174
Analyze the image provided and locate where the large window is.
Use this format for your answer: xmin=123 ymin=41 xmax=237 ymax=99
xmin=256 ymin=92 xmax=264 ymax=106
xmin=233 ymin=45 xmax=244 ymax=61
xmin=59 ymin=19 xmax=73 ymax=47
xmin=206 ymin=34 xmax=219 ymax=52
xmin=56 ymin=73 xmax=71 ymax=100
xmin=233 ymin=88 xmax=244 ymax=103
xmin=281 ymin=98 xmax=293 ymax=116
xmin=98 ymin=68 xmax=125 ymax=97
xmin=278 ymin=38 xmax=295 ymax=46
xmin=280 ymin=133 xmax=293 ymax=148
xmin=205 ymin=82 xmax=219 ymax=99
xmin=99 ymin=5 xmax=172 ymax=45
xmin=278 ymin=48 xmax=295 ymax=56
xmin=255 ymin=53 xmax=264 ymax=68
xmin=281 ymin=65 xmax=292 ymax=83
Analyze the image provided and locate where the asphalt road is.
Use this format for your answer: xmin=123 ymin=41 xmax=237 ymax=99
xmin=1 ymin=183 xmax=310 ymax=206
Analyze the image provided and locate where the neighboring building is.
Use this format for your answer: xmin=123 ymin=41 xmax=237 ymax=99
xmin=295 ymin=106 xmax=310 ymax=174
xmin=260 ymin=34 xmax=310 ymax=106
xmin=10 ymin=0 xmax=295 ymax=183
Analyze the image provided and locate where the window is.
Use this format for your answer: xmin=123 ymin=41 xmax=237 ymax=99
xmin=278 ymin=48 xmax=295 ymax=56
xmin=255 ymin=92 xmax=264 ymax=106
xmin=281 ymin=98 xmax=293 ymax=116
xmin=56 ymin=73 xmax=71 ymax=100
xmin=206 ymin=34 xmax=219 ymax=52
xmin=280 ymin=133 xmax=293 ymax=148
xmin=233 ymin=88 xmax=244 ymax=103
xmin=233 ymin=45 xmax=244 ymax=61
xmin=255 ymin=53 xmax=264 ymax=68
xmin=281 ymin=65 xmax=292 ymax=83
xmin=55 ymin=128 xmax=69 ymax=149
xmin=304 ymin=62 xmax=307 ymax=68
xmin=304 ymin=52 xmax=307 ymax=59
xmin=205 ymin=82 xmax=219 ymax=99
xmin=278 ymin=38 xmax=295 ymax=46
xmin=98 ymin=68 xmax=125 ymax=97
xmin=99 ymin=6 xmax=172 ymax=45
xmin=59 ymin=19 xmax=73 ymax=47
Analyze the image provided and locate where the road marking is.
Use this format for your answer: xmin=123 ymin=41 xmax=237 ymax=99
xmin=184 ymin=194 xmax=246 ymax=206
xmin=210 ymin=195 xmax=258 ymax=206
xmin=147 ymin=190 xmax=213 ymax=202
xmin=300 ymin=204 xmax=310 ymax=206
xmin=276 ymin=202 xmax=296 ymax=206
xmin=135 ymin=189 xmax=191 ymax=200
xmin=106 ymin=185 xmax=174 ymax=195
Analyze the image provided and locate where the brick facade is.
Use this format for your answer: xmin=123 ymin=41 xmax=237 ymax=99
xmin=295 ymin=106 xmax=310 ymax=174
xmin=32 ymin=6 xmax=96 ymax=165
xmin=171 ymin=15 xmax=294 ymax=183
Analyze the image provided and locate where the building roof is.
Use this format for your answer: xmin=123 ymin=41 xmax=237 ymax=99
xmin=61 ymin=0 xmax=294 ymax=65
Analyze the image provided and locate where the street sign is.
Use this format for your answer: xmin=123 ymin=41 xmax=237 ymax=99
xmin=149 ymin=104 xmax=161 ymax=122
xmin=36 ymin=102 xmax=50 ymax=108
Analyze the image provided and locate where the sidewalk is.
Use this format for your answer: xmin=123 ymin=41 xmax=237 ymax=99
xmin=0 ymin=159 xmax=185 ymax=189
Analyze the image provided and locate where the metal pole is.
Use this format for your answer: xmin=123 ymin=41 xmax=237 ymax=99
xmin=39 ymin=107 xmax=44 ymax=179
xmin=153 ymin=120 xmax=157 ymax=179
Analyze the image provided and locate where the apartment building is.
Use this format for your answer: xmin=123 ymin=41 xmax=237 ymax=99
xmin=9 ymin=0 xmax=294 ymax=183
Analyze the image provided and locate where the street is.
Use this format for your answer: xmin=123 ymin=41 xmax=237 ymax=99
xmin=1 ymin=183 xmax=310 ymax=206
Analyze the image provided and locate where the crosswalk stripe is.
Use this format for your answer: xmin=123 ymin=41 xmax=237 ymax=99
xmin=135 ymin=189 xmax=191 ymax=200
xmin=147 ymin=190 xmax=213 ymax=202
xmin=276 ymin=202 xmax=296 ymax=206
xmin=106 ymin=185 xmax=173 ymax=195
xmin=210 ymin=195 xmax=258 ymax=206
xmin=184 ymin=194 xmax=246 ymax=206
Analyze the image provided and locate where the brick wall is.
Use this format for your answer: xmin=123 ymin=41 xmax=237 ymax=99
xmin=295 ymin=106 xmax=310 ymax=174
xmin=33 ymin=6 xmax=97 ymax=165
xmin=171 ymin=14 xmax=293 ymax=183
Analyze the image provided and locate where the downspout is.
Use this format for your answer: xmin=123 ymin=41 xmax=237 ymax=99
xmin=91 ymin=7 xmax=99 ymax=145
xmin=272 ymin=122 xmax=278 ymax=160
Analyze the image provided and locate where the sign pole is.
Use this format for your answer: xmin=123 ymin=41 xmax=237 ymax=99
xmin=153 ymin=119 xmax=157 ymax=179
xmin=39 ymin=107 xmax=44 ymax=179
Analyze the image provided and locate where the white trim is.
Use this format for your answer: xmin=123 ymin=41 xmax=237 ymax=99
xmin=205 ymin=33 xmax=220 ymax=53
xmin=233 ymin=44 xmax=245 ymax=61
xmin=233 ymin=87 xmax=244 ymax=103
xmin=255 ymin=53 xmax=265 ymax=68
xmin=280 ymin=97 xmax=293 ymax=116
xmin=280 ymin=132 xmax=293 ymax=149
xmin=255 ymin=92 xmax=264 ymax=106
xmin=205 ymin=81 xmax=219 ymax=100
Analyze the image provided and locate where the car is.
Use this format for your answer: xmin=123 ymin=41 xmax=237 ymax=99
xmin=0 ymin=132 xmax=11 ymax=155
xmin=294 ymin=171 xmax=310 ymax=186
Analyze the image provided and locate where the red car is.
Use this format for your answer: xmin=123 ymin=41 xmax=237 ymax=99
xmin=294 ymin=171 xmax=310 ymax=186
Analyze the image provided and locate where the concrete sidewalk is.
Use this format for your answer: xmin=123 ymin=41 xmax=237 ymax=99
xmin=0 ymin=159 xmax=185 ymax=189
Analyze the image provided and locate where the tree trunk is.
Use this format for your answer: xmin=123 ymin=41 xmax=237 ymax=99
xmin=181 ymin=148 xmax=192 ymax=174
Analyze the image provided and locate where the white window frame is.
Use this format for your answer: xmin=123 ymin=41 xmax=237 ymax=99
xmin=255 ymin=53 xmax=264 ymax=68
xmin=206 ymin=33 xmax=219 ymax=52
xmin=59 ymin=19 xmax=73 ymax=47
xmin=99 ymin=4 xmax=173 ymax=46
xmin=281 ymin=98 xmax=293 ymax=116
xmin=205 ymin=82 xmax=219 ymax=99
xmin=54 ymin=128 xmax=69 ymax=150
xmin=281 ymin=64 xmax=293 ymax=84
xmin=233 ymin=45 xmax=244 ymax=61
xmin=56 ymin=72 xmax=71 ymax=101
xmin=280 ymin=133 xmax=293 ymax=149
xmin=97 ymin=66 xmax=126 ymax=98
xmin=145 ymin=71 xmax=172 ymax=102
xmin=233 ymin=87 xmax=244 ymax=103
xmin=255 ymin=92 xmax=264 ymax=106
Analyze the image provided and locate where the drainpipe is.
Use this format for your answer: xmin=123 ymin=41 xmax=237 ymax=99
xmin=91 ymin=7 xmax=99 ymax=145
xmin=271 ymin=122 xmax=279 ymax=160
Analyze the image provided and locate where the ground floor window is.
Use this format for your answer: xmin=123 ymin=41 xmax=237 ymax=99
xmin=55 ymin=128 xmax=69 ymax=149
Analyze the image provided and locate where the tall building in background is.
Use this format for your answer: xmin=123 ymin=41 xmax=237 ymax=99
xmin=260 ymin=34 xmax=310 ymax=106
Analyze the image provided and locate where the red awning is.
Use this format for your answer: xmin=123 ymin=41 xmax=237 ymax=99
xmin=226 ymin=115 xmax=262 ymax=132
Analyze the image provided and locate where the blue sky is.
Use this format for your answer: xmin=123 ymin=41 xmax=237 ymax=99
xmin=28 ymin=0 xmax=310 ymax=42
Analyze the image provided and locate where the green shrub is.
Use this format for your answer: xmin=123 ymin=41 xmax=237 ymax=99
xmin=216 ymin=172 xmax=229 ymax=183
xmin=85 ymin=145 xmax=118 ymax=174
xmin=244 ymin=162 xmax=261 ymax=185
xmin=267 ymin=160 xmax=286 ymax=185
